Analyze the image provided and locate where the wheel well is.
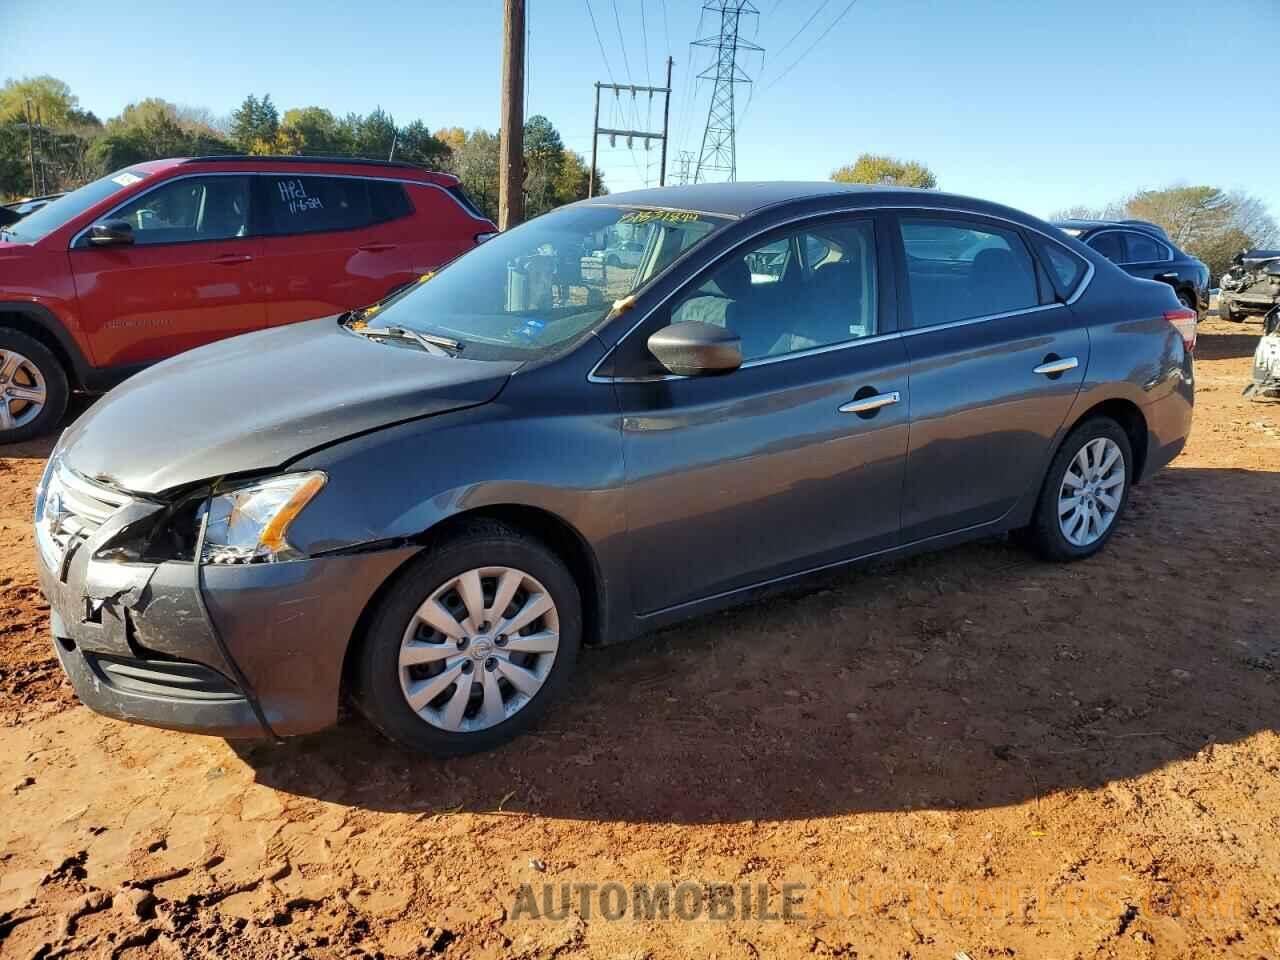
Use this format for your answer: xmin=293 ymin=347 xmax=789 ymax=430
xmin=1072 ymin=398 xmax=1149 ymax=482
xmin=340 ymin=504 xmax=606 ymax=696
xmin=434 ymin=505 xmax=605 ymax=647
xmin=0 ymin=310 xmax=78 ymax=389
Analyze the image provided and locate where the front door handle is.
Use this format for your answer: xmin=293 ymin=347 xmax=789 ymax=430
xmin=839 ymin=390 xmax=901 ymax=416
xmin=1033 ymin=356 xmax=1079 ymax=377
xmin=211 ymin=254 xmax=253 ymax=265
xmin=1156 ymin=272 xmax=1179 ymax=281
xmin=358 ymin=243 xmax=398 ymax=253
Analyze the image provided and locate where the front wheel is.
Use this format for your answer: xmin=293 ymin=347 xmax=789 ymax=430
xmin=351 ymin=521 xmax=581 ymax=756
xmin=1024 ymin=418 xmax=1133 ymax=562
xmin=0 ymin=329 xmax=69 ymax=444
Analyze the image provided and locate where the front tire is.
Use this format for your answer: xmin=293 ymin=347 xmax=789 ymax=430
xmin=0 ymin=329 xmax=69 ymax=444
xmin=351 ymin=521 xmax=581 ymax=756
xmin=1024 ymin=418 xmax=1133 ymax=562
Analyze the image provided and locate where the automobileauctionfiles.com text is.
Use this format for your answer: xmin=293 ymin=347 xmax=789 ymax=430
xmin=510 ymin=880 xmax=1244 ymax=923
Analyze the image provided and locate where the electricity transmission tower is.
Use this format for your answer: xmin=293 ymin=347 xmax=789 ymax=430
xmin=692 ymin=1 xmax=762 ymax=184
xmin=674 ymin=150 xmax=696 ymax=185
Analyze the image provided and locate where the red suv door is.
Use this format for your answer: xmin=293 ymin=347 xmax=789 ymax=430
xmin=69 ymin=174 xmax=266 ymax=367
xmin=255 ymin=174 xmax=419 ymax=326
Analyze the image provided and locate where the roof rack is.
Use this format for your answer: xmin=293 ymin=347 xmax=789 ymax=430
xmin=182 ymin=154 xmax=436 ymax=172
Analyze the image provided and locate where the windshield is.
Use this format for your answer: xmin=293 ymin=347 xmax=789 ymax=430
xmin=0 ymin=169 xmax=151 ymax=243
xmin=362 ymin=204 xmax=730 ymax=360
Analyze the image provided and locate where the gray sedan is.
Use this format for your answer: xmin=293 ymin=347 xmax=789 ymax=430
xmin=34 ymin=182 xmax=1195 ymax=754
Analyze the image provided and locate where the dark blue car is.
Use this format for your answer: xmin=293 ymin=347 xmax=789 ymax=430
xmin=36 ymin=182 xmax=1195 ymax=754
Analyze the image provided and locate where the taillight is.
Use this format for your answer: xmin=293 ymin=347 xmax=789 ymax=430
xmin=475 ymin=231 xmax=498 ymax=244
xmin=1164 ymin=307 xmax=1196 ymax=351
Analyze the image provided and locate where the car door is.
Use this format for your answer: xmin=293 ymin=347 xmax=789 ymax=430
xmin=68 ymin=174 xmax=265 ymax=368
xmin=255 ymin=174 xmax=415 ymax=327
xmin=893 ymin=212 xmax=1090 ymax=542
xmin=609 ymin=214 xmax=910 ymax=615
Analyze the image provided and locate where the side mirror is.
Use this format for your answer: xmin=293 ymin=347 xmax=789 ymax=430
xmin=86 ymin=219 xmax=135 ymax=247
xmin=647 ymin=321 xmax=742 ymax=377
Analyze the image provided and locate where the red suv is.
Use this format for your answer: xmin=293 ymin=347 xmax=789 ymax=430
xmin=0 ymin=156 xmax=495 ymax=441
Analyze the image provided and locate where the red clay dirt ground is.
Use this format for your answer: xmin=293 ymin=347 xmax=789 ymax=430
xmin=0 ymin=315 xmax=1276 ymax=959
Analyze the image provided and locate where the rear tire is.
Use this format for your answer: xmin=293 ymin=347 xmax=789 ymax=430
xmin=351 ymin=521 xmax=581 ymax=756
xmin=0 ymin=329 xmax=69 ymax=444
xmin=1024 ymin=418 xmax=1133 ymax=562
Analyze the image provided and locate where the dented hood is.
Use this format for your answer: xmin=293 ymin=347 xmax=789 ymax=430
xmin=61 ymin=317 xmax=520 ymax=495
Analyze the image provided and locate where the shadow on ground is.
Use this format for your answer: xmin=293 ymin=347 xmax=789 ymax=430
xmin=233 ymin=466 xmax=1279 ymax=824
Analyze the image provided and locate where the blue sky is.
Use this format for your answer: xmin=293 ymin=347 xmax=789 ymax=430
xmin=6 ymin=0 xmax=1279 ymax=219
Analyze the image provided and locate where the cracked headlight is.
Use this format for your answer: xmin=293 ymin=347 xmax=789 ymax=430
xmin=199 ymin=472 xmax=327 ymax=564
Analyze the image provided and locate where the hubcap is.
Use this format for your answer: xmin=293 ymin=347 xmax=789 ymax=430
xmin=397 ymin=566 xmax=560 ymax=733
xmin=1058 ymin=437 xmax=1125 ymax=547
xmin=0 ymin=349 xmax=47 ymax=432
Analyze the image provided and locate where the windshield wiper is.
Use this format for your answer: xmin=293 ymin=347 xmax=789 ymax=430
xmin=353 ymin=323 xmax=463 ymax=357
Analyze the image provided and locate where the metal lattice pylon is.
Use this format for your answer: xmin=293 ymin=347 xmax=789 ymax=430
xmin=693 ymin=1 xmax=762 ymax=184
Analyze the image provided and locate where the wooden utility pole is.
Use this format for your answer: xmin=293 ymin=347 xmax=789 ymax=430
xmin=588 ymin=83 xmax=601 ymax=198
xmin=498 ymin=0 xmax=525 ymax=231
xmin=24 ymin=99 xmax=37 ymax=197
xmin=588 ymin=67 xmax=675 ymax=194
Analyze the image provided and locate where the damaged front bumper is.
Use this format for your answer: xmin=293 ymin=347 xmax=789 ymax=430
xmin=35 ymin=458 xmax=419 ymax=738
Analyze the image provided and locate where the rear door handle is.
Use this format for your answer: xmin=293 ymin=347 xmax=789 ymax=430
xmin=359 ymin=243 xmax=398 ymax=252
xmin=210 ymin=254 xmax=253 ymax=265
xmin=839 ymin=390 xmax=901 ymax=415
xmin=1033 ymin=356 xmax=1079 ymax=376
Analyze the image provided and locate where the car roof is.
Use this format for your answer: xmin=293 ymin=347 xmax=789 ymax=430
xmin=117 ymin=155 xmax=458 ymax=185
xmin=579 ymin=181 xmax=1047 ymax=225
xmin=1053 ymin=218 xmax=1170 ymax=240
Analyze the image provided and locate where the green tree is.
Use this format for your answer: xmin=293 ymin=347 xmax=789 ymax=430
xmin=553 ymin=150 xmax=602 ymax=205
xmin=439 ymin=127 xmax=500 ymax=221
xmin=831 ymin=153 xmax=937 ymax=189
xmin=523 ymin=114 xmax=566 ymax=217
xmin=350 ymin=107 xmax=397 ymax=159
xmin=394 ymin=120 xmax=449 ymax=168
xmin=229 ymin=93 xmax=279 ymax=153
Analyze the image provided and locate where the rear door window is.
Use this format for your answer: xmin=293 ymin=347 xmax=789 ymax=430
xmin=261 ymin=175 xmax=374 ymax=235
xmin=1122 ymin=231 xmax=1167 ymax=264
xmin=898 ymin=217 xmax=1039 ymax=327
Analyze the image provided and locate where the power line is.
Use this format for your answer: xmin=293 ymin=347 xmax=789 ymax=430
xmin=641 ymin=0 xmax=652 ymax=86
xmin=771 ymin=0 xmax=828 ymax=63
xmin=763 ymin=0 xmax=860 ymax=92
xmin=611 ymin=0 xmax=634 ymax=82
xmin=585 ymin=0 xmax=617 ymax=85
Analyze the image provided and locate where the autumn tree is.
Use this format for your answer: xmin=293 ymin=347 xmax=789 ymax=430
xmin=831 ymin=153 xmax=937 ymax=189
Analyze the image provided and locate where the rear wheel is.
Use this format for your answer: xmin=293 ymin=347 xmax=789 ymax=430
xmin=352 ymin=521 xmax=581 ymax=756
xmin=0 ymin=329 xmax=69 ymax=444
xmin=1176 ymin=291 xmax=1196 ymax=315
xmin=1024 ymin=418 xmax=1133 ymax=562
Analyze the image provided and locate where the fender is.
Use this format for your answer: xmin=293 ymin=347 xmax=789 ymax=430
xmin=0 ymin=299 xmax=95 ymax=389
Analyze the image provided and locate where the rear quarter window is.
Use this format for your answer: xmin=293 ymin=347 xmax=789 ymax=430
xmin=1032 ymin=236 xmax=1088 ymax=299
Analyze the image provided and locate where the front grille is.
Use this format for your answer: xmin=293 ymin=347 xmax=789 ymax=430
xmin=36 ymin=458 xmax=135 ymax=568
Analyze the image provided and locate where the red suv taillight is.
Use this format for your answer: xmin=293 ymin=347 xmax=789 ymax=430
xmin=1164 ymin=308 xmax=1196 ymax=352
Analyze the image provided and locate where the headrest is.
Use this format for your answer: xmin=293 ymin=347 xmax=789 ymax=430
xmin=714 ymin=258 xmax=753 ymax=300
